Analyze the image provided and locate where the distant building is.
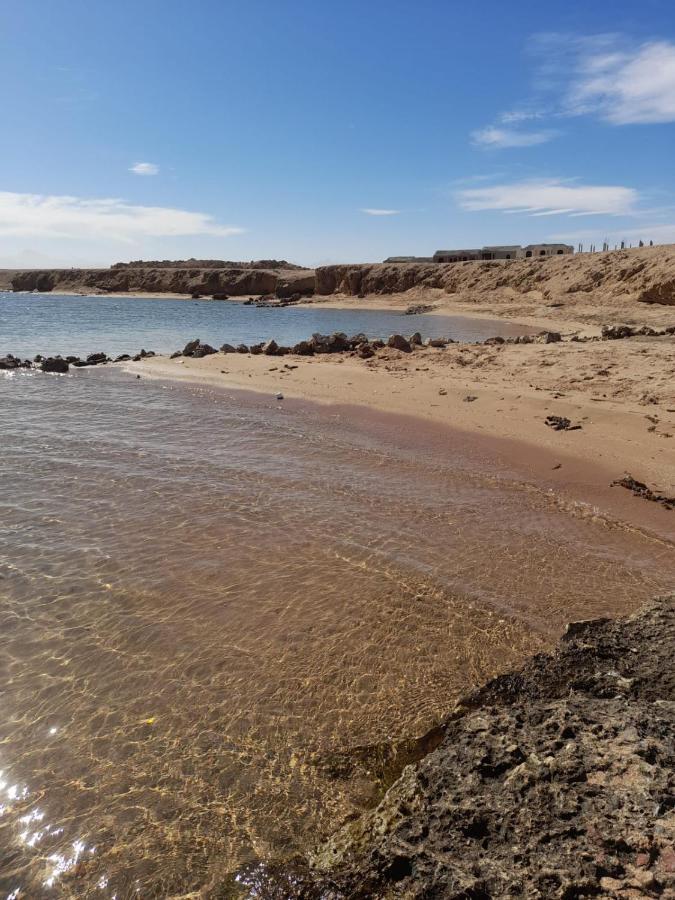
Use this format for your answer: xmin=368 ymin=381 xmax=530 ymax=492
xmin=433 ymin=244 xmax=573 ymax=263
xmin=383 ymin=255 xmax=433 ymax=263
xmin=521 ymin=243 xmax=574 ymax=258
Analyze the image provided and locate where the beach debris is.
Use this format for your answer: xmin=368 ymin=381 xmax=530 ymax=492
xmin=40 ymin=357 xmax=70 ymax=373
xmin=275 ymin=393 xmax=284 ymax=400
xmin=552 ymin=463 xmax=562 ymax=470
xmin=545 ymin=415 xmax=582 ymax=431
xmin=438 ymin=388 xmax=447 ymax=396
xmin=387 ymin=334 xmax=412 ymax=353
xmin=463 ymin=395 xmax=478 ymax=403
xmin=611 ymin=474 xmax=674 ymax=510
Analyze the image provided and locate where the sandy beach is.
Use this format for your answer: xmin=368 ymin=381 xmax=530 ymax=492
xmin=126 ymin=301 xmax=675 ymax=541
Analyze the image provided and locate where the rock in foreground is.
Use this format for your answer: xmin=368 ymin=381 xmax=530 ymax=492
xmin=236 ymin=597 xmax=675 ymax=899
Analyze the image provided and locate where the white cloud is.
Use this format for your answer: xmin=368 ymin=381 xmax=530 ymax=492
xmin=471 ymin=126 xmax=556 ymax=148
xmin=130 ymin=161 xmax=159 ymax=176
xmin=568 ymin=40 xmax=675 ymax=124
xmin=361 ymin=208 xmax=400 ymax=216
xmin=458 ymin=179 xmax=638 ymax=217
xmin=0 ymin=192 xmax=244 ymax=242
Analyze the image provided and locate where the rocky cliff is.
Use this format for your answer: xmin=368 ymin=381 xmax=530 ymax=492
xmin=315 ymin=244 xmax=675 ymax=307
xmin=3 ymin=244 xmax=675 ymax=306
xmin=0 ymin=265 xmax=315 ymax=298
xmin=235 ymin=596 xmax=675 ymax=899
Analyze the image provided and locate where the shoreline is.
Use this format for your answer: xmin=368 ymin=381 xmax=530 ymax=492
xmin=124 ymin=337 xmax=675 ymax=543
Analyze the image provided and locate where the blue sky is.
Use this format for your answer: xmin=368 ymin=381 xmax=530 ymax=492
xmin=2 ymin=0 xmax=675 ymax=266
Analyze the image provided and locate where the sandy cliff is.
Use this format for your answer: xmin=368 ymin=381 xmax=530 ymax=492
xmin=3 ymin=245 xmax=675 ymax=309
xmin=315 ymin=244 xmax=675 ymax=308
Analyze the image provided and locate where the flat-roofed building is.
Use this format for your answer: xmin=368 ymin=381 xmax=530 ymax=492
xmin=522 ymin=243 xmax=574 ymax=258
xmin=481 ymin=245 xmax=522 ymax=260
xmin=433 ymin=249 xmax=481 ymax=263
xmin=383 ymin=256 xmax=433 ymax=263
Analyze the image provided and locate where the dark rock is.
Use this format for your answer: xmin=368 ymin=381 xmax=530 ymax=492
xmin=387 ymin=334 xmax=412 ymax=352
xmin=263 ymin=339 xmax=279 ymax=356
xmin=170 ymin=351 xmax=182 ymax=359
xmin=611 ymin=473 xmax=675 ymax=510
xmin=243 ymin=597 xmax=675 ymax=900
xmin=0 ymin=355 xmax=21 ymax=370
xmin=114 ymin=354 xmax=132 ymax=362
xmin=426 ymin=337 xmax=449 ymax=348
xmin=236 ymin=344 xmax=250 ymax=353
xmin=220 ymin=343 xmax=237 ymax=353
xmin=192 ymin=344 xmax=216 ymax=358
xmin=409 ymin=332 xmax=423 ymax=346
xmin=291 ymin=341 xmax=314 ymax=356
xmin=85 ymin=352 xmax=108 ymax=366
xmin=310 ymin=332 xmax=351 ymax=354
xmin=602 ymin=324 xmax=635 ymax=340
xmin=183 ymin=339 xmax=200 ymax=355
xmin=348 ymin=333 xmax=369 ymax=348
xmin=404 ymin=303 xmax=435 ymax=315
xmin=484 ymin=336 xmax=505 ymax=345
xmin=40 ymin=357 xmax=69 ymax=373
xmin=357 ymin=344 xmax=375 ymax=359
xmin=191 ymin=292 xmax=202 ymax=299
xmin=182 ymin=339 xmax=216 ymax=358
xmin=212 ymin=292 xmax=229 ymax=300
xmin=535 ymin=331 xmax=562 ymax=344
xmin=249 ymin=343 xmax=264 ymax=355
xmin=545 ymin=415 xmax=582 ymax=431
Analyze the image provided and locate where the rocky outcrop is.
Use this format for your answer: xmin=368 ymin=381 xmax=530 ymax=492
xmin=235 ymin=597 xmax=675 ymax=899
xmin=1 ymin=265 xmax=314 ymax=298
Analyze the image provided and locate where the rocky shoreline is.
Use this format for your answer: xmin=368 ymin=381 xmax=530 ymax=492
xmin=229 ymin=596 xmax=675 ymax=899
xmin=5 ymin=320 xmax=672 ymax=376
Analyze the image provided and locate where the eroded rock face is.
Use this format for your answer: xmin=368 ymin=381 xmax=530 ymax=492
xmin=236 ymin=597 xmax=675 ymax=899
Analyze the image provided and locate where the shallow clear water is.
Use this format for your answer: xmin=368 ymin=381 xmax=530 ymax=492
xmin=1 ymin=365 xmax=673 ymax=898
xmin=0 ymin=292 xmax=535 ymax=358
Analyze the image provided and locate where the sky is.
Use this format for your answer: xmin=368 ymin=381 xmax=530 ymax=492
xmin=2 ymin=0 xmax=675 ymax=267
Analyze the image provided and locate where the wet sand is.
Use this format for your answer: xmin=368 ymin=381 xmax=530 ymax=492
xmin=128 ymin=333 xmax=675 ymax=541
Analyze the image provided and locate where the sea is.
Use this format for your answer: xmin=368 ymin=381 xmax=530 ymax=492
xmin=0 ymin=293 xmax=673 ymax=897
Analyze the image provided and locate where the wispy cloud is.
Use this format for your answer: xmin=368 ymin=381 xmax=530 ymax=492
xmin=0 ymin=192 xmax=244 ymax=242
xmin=471 ymin=126 xmax=556 ymax=148
xmin=567 ymin=40 xmax=675 ymax=124
xmin=457 ymin=179 xmax=638 ymax=217
xmin=130 ymin=161 xmax=159 ymax=176
xmin=361 ymin=208 xmax=400 ymax=216
xmin=471 ymin=34 xmax=675 ymax=148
